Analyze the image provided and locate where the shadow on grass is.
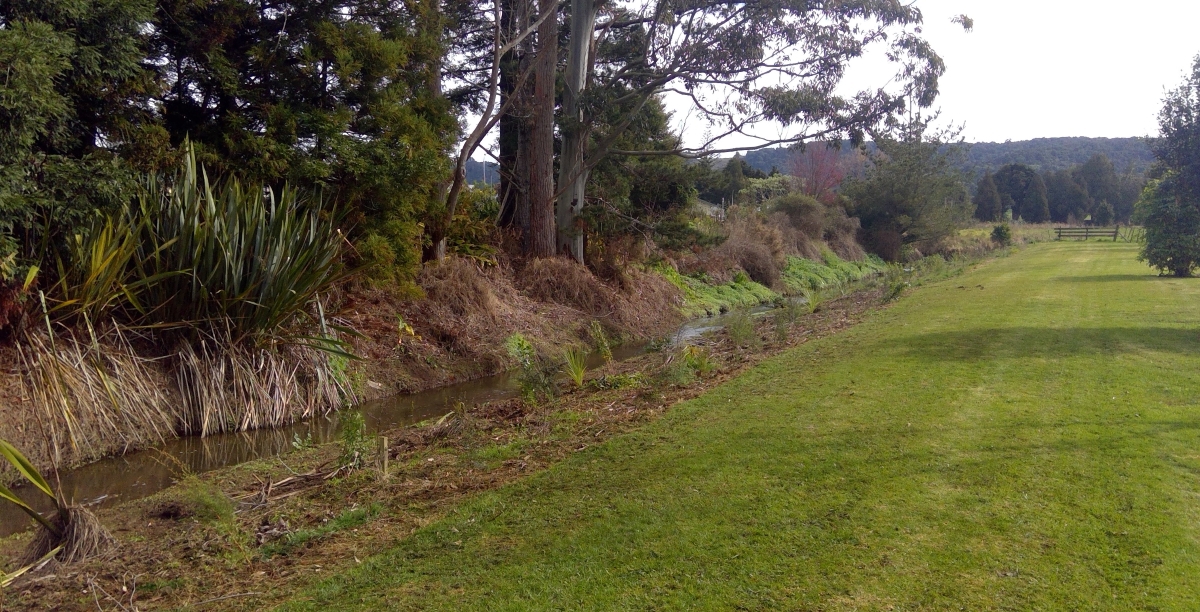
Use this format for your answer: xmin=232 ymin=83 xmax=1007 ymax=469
xmin=898 ymin=326 xmax=1200 ymax=361
xmin=1054 ymin=274 xmax=1168 ymax=283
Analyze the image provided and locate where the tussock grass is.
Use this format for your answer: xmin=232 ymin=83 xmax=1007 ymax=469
xmin=562 ymin=347 xmax=587 ymax=388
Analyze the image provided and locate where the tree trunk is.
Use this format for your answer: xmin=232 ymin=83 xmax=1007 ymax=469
xmin=555 ymin=0 xmax=596 ymax=262
xmin=497 ymin=0 xmax=532 ymax=234
xmin=526 ymin=0 xmax=557 ymax=257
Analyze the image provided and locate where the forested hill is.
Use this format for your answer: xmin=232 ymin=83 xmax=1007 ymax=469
xmin=740 ymin=137 xmax=1154 ymax=176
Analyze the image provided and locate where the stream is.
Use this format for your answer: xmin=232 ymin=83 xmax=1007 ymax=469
xmin=0 ymin=304 xmax=782 ymax=537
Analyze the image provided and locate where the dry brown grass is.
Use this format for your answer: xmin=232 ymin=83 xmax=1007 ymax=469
xmin=417 ymin=258 xmax=499 ymax=318
xmin=23 ymin=506 xmax=115 ymax=565
xmin=176 ymin=337 xmax=345 ymax=436
xmin=518 ymin=258 xmax=618 ymax=317
xmin=17 ymin=329 xmax=176 ymax=470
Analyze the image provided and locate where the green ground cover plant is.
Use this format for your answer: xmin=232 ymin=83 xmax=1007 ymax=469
xmin=278 ymin=242 xmax=1200 ymax=610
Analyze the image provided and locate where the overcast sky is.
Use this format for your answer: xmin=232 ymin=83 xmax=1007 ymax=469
xmin=671 ymin=0 xmax=1200 ymax=149
xmin=475 ymin=1 xmax=1200 ymax=159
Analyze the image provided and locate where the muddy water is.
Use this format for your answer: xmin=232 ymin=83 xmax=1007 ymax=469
xmin=0 ymin=306 xmax=783 ymax=537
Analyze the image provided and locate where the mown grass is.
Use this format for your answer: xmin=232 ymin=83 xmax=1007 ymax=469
xmin=277 ymin=242 xmax=1200 ymax=610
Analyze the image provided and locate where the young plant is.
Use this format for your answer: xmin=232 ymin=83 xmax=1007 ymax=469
xmin=725 ymin=310 xmax=760 ymax=349
xmin=562 ymin=346 xmax=588 ymax=388
xmin=337 ymin=412 xmax=370 ymax=470
xmin=800 ymin=288 xmax=823 ymax=314
xmin=773 ymin=312 xmax=790 ymax=343
xmin=682 ymin=345 xmax=716 ymax=376
xmin=589 ymin=320 xmax=613 ymax=363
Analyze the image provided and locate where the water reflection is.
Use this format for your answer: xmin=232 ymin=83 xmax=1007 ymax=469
xmin=0 ymin=304 xmax=780 ymax=537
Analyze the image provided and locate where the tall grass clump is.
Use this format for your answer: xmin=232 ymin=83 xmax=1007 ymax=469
xmin=27 ymin=146 xmax=354 ymax=443
xmin=0 ymin=439 xmax=114 ymax=565
xmin=562 ymin=346 xmax=588 ymax=388
xmin=131 ymin=148 xmax=346 ymax=340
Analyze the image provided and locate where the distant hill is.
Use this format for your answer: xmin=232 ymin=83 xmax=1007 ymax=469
xmin=466 ymin=159 xmax=500 ymax=185
xmin=738 ymin=137 xmax=1154 ymax=177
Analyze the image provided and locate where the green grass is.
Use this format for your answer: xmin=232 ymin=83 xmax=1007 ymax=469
xmin=655 ymin=265 xmax=779 ymax=318
xmin=278 ymin=242 xmax=1200 ymax=610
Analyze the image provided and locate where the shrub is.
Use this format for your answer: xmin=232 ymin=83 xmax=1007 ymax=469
xmin=991 ymin=223 xmax=1013 ymax=246
xmin=505 ymin=333 xmax=556 ymax=402
xmin=1138 ymin=176 xmax=1200 ymax=277
xmin=46 ymin=147 xmax=345 ymax=342
xmin=338 ymin=412 xmax=371 ymax=470
xmin=682 ymin=345 xmax=716 ymax=376
xmin=589 ymin=320 xmax=613 ymax=363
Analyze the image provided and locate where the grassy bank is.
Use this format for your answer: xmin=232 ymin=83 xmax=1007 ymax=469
xmin=279 ymin=242 xmax=1200 ymax=610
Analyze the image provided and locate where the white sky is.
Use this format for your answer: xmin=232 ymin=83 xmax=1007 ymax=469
xmin=685 ymin=0 xmax=1200 ymax=149
xmin=473 ymin=0 xmax=1200 ymax=160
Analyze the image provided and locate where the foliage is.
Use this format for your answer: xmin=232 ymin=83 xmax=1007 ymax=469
xmin=973 ymin=173 xmax=1003 ymax=222
xmin=725 ymin=310 xmax=760 ymax=349
xmin=46 ymin=148 xmax=346 ymax=343
xmin=149 ymin=0 xmax=453 ymax=284
xmin=504 ymin=334 xmax=536 ymax=369
xmin=338 ymin=412 xmax=371 ymax=470
xmin=0 ymin=0 xmax=152 ymax=280
xmin=991 ymin=224 xmax=1013 ymax=246
xmin=779 ymin=253 xmax=886 ymax=295
xmin=446 ymin=185 xmax=500 ymax=266
xmin=843 ymin=122 xmax=972 ymax=261
xmin=589 ymin=321 xmax=613 ymax=363
xmin=562 ymin=347 xmax=588 ymax=388
xmin=1140 ymin=56 xmax=1200 ymax=277
xmin=1138 ymin=176 xmax=1200 ymax=276
xmin=505 ymin=333 xmax=555 ymax=403
xmin=682 ymin=345 xmax=716 ymax=377
xmin=655 ymin=263 xmax=779 ymax=319
xmin=0 ymin=439 xmax=62 ymax=535
xmin=993 ymin=164 xmax=1050 ymax=222
xmin=1093 ymin=201 xmax=1115 ymax=226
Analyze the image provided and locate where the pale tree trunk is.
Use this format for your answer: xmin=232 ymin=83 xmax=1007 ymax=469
xmin=555 ymin=0 xmax=596 ymax=262
xmin=526 ymin=0 xmax=557 ymax=257
xmin=424 ymin=11 xmax=451 ymax=262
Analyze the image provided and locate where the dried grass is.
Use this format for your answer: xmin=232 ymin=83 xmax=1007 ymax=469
xmin=18 ymin=328 xmax=176 ymax=469
xmin=518 ymin=258 xmax=618 ymax=317
xmin=418 ymin=258 xmax=498 ymax=318
xmin=176 ymin=336 xmax=346 ymax=437
xmin=23 ymin=506 xmax=115 ymax=565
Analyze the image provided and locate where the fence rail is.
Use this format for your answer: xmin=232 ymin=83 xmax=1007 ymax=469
xmin=1054 ymin=227 xmax=1119 ymax=241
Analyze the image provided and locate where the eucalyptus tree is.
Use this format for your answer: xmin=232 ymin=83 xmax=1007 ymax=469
xmin=545 ymin=0 xmax=963 ymax=261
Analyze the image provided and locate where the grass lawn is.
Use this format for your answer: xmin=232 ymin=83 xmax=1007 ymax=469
xmin=278 ymin=242 xmax=1200 ymax=610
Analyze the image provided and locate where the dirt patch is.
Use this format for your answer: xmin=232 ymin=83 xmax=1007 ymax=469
xmin=0 ymin=283 xmax=888 ymax=611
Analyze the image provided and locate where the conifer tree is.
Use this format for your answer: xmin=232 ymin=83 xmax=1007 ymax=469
xmin=973 ymin=172 xmax=1003 ymax=221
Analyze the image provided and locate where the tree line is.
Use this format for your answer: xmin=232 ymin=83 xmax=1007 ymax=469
xmin=1 ymin=0 xmax=958 ymax=297
xmin=971 ymin=154 xmax=1143 ymax=225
